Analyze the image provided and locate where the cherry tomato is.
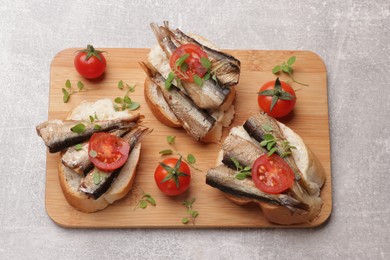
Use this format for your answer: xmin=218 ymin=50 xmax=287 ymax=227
xmin=257 ymin=78 xmax=296 ymax=118
xmin=251 ymin=154 xmax=294 ymax=194
xmin=169 ymin=43 xmax=208 ymax=82
xmin=74 ymin=44 xmax=106 ymax=79
xmin=88 ymin=132 xmax=130 ymax=171
xmin=154 ymin=157 xmax=191 ymax=196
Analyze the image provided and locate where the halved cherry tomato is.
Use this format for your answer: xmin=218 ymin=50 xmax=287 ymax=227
xmin=154 ymin=157 xmax=191 ymax=196
xmin=169 ymin=43 xmax=208 ymax=82
xmin=74 ymin=44 xmax=106 ymax=79
xmin=258 ymin=78 xmax=296 ymax=118
xmin=251 ymin=154 xmax=294 ymax=194
xmin=88 ymin=132 xmax=130 ymax=171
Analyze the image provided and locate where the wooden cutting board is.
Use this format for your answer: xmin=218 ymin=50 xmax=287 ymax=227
xmin=46 ymin=48 xmax=331 ymax=228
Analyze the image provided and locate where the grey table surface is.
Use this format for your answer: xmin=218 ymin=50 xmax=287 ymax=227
xmin=1 ymin=0 xmax=389 ymax=259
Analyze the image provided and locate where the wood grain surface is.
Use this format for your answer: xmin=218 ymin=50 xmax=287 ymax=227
xmin=46 ymin=48 xmax=331 ymax=228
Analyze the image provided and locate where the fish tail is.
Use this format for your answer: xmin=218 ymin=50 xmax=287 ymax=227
xmin=150 ymin=22 xmax=168 ymax=46
xmin=127 ymin=127 xmax=152 ymax=150
xmin=138 ymin=61 xmax=161 ymax=82
xmin=139 ymin=61 xmax=151 ymax=78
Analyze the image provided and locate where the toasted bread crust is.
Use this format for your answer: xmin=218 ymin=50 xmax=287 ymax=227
xmin=223 ymin=193 xmax=316 ymax=225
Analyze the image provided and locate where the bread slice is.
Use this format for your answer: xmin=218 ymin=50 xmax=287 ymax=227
xmin=57 ymin=99 xmax=144 ymax=213
xmin=145 ymin=33 xmax=236 ymax=142
xmin=59 ymin=143 xmax=141 ymax=213
xmin=210 ymin=122 xmax=325 ymax=225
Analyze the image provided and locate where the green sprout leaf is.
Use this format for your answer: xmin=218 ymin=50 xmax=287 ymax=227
xmin=235 ymin=172 xmax=247 ymax=180
xmin=127 ymin=102 xmax=140 ymax=111
xmin=127 ymin=84 xmax=136 ymax=93
xmin=272 ymin=65 xmax=281 ymax=74
xmin=62 ymin=88 xmax=70 ymax=103
xmin=165 ymin=72 xmax=175 ymax=90
xmin=203 ymin=71 xmax=211 ymax=81
xmin=118 ymin=80 xmax=124 ymax=90
xmin=159 ymin=149 xmax=173 ymax=155
xmin=124 ymin=96 xmax=132 ymax=104
xmin=114 ymin=97 xmax=123 ymax=104
xmin=287 ymin=56 xmax=296 ymax=66
xmin=268 ymin=147 xmax=277 ymax=156
xmin=230 ymin=157 xmax=240 ymax=170
xmin=175 ymin=53 xmax=190 ymax=67
xmin=93 ymin=172 xmax=101 ymax=185
xmin=139 ymin=200 xmax=148 ymax=209
xmin=200 ymin=57 xmax=211 ymax=69
xmin=146 ymin=197 xmax=156 ymax=206
xmin=193 ymin=75 xmax=203 ymax=87
xmin=261 ymin=124 xmax=273 ymax=132
xmin=180 ymin=62 xmax=188 ymax=72
xmin=182 ymin=198 xmax=198 ymax=225
xmin=271 ymin=56 xmax=308 ymax=86
xmin=65 ymin=79 xmax=71 ymax=89
xmin=166 ymin=135 xmax=176 ymax=145
xmin=187 ymin=154 xmax=196 ymax=164
xmin=94 ymin=124 xmax=102 ymax=130
xmin=74 ymin=144 xmax=83 ymax=151
xmin=77 ymin=81 xmax=84 ymax=91
xmin=263 ymin=134 xmax=274 ymax=140
xmin=70 ymin=123 xmax=86 ymax=134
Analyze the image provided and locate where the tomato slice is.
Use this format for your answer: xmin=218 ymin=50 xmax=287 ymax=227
xmin=169 ymin=43 xmax=208 ymax=82
xmin=88 ymin=132 xmax=130 ymax=171
xmin=251 ymin=154 xmax=294 ymax=194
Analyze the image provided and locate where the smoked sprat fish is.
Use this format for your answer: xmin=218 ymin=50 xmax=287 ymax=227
xmin=36 ymin=115 xmax=141 ymax=153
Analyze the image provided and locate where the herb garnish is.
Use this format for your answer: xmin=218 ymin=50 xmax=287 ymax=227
xmin=280 ymin=140 xmax=297 ymax=157
xmin=261 ymin=123 xmax=273 ymax=132
xmin=272 ymin=56 xmax=308 ymax=86
xmin=187 ymin=154 xmax=196 ymax=164
xmin=74 ymin=144 xmax=83 ymax=151
xmin=159 ymin=149 xmax=173 ymax=155
xmin=114 ymin=81 xmax=140 ymax=111
xmin=165 ymin=72 xmax=176 ymax=90
xmin=135 ymin=192 xmax=157 ymax=210
xmin=159 ymin=135 xmax=200 ymax=171
xmin=166 ymin=54 xmax=214 ymax=89
xmin=70 ymin=123 xmax=86 ymax=134
xmin=182 ymin=198 xmax=198 ymax=225
xmin=166 ymin=135 xmax=176 ymax=145
xmin=260 ymin=133 xmax=296 ymax=157
xmin=62 ymin=80 xmax=86 ymax=103
xmin=231 ymin=158 xmax=252 ymax=180
xmin=260 ymin=134 xmax=278 ymax=156
xmin=92 ymin=170 xmax=107 ymax=185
